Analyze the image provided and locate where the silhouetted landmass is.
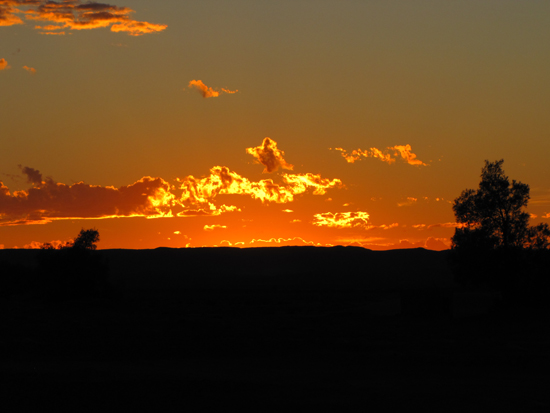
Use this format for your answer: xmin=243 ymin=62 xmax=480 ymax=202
xmin=1 ymin=246 xmax=549 ymax=410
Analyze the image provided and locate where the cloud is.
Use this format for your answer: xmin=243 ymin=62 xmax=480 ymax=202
xmin=312 ymin=211 xmax=370 ymax=229
xmin=1 ymin=141 xmax=344 ymax=224
xmin=246 ymin=138 xmax=294 ymax=173
xmin=110 ymin=20 xmax=168 ymax=36
xmin=0 ymin=1 xmax=24 ymax=27
xmin=397 ymin=197 xmax=417 ymax=207
xmin=282 ymin=173 xmax=343 ymax=195
xmin=249 ymin=237 xmax=321 ymax=247
xmin=425 ymin=237 xmax=450 ymax=251
xmin=411 ymin=222 xmax=465 ymax=230
xmin=0 ymin=168 xmax=175 ymax=226
xmin=0 ymin=1 xmax=166 ymax=35
xmin=177 ymin=166 xmax=342 ymax=213
xmin=542 ymin=213 xmax=550 ymax=219
xmin=203 ymin=224 xmax=227 ymax=231
xmin=20 ymin=165 xmax=42 ymax=185
xmin=188 ymin=79 xmax=238 ymax=98
xmin=0 ymin=58 xmax=9 ymax=70
xmin=22 ymin=65 xmax=36 ymax=74
xmin=332 ymin=144 xmax=427 ymax=166
xmin=39 ymin=31 xmax=65 ymax=35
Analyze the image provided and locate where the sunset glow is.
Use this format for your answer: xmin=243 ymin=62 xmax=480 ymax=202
xmin=2 ymin=2 xmax=549 ymax=251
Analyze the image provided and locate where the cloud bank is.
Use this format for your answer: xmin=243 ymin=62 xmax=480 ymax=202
xmin=1 ymin=161 xmax=344 ymax=225
xmin=0 ymin=167 xmax=174 ymax=225
xmin=0 ymin=1 xmax=167 ymax=35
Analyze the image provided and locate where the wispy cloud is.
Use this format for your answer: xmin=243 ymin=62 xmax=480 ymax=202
xmin=312 ymin=211 xmax=370 ymax=229
xmin=0 ymin=1 xmax=167 ymax=35
xmin=0 ymin=58 xmax=9 ymax=70
xmin=332 ymin=144 xmax=427 ymax=166
xmin=397 ymin=197 xmax=417 ymax=207
xmin=22 ymin=65 xmax=36 ymax=74
xmin=203 ymin=224 xmax=227 ymax=231
xmin=246 ymin=138 xmax=293 ymax=173
xmin=188 ymin=79 xmax=238 ymax=98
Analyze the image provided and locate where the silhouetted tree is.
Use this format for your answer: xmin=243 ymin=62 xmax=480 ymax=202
xmin=450 ymin=160 xmax=550 ymax=301
xmin=72 ymin=228 xmax=100 ymax=251
xmin=451 ymin=160 xmax=549 ymax=250
xmin=36 ymin=228 xmax=109 ymax=301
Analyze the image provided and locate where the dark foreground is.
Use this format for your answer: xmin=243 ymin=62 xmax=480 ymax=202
xmin=1 ymin=247 xmax=549 ymax=410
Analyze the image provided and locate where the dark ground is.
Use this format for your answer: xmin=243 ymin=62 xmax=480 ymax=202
xmin=1 ymin=247 xmax=549 ymax=411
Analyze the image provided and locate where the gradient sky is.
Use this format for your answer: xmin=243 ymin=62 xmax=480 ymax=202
xmin=1 ymin=0 xmax=550 ymax=250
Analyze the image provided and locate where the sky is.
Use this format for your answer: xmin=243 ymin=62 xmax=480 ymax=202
xmin=1 ymin=0 xmax=550 ymax=250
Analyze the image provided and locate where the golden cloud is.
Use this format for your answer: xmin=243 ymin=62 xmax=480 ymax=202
xmin=0 ymin=1 xmax=166 ymax=35
xmin=2 ymin=142 xmax=344 ymax=224
xmin=282 ymin=173 xmax=343 ymax=195
xmin=177 ymin=166 xmax=342 ymax=210
xmin=246 ymin=138 xmax=293 ymax=173
xmin=203 ymin=224 xmax=227 ymax=231
xmin=332 ymin=144 xmax=427 ymax=166
xmin=188 ymin=79 xmax=238 ymax=98
xmin=312 ymin=211 xmax=370 ymax=229
xmin=22 ymin=65 xmax=36 ymax=74
xmin=0 ymin=58 xmax=9 ymax=70
xmin=0 ymin=1 xmax=24 ymax=27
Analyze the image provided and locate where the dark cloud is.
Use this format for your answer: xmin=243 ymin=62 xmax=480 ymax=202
xmin=246 ymin=138 xmax=294 ymax=173
xmin=0 ymin=167 xmax=174 ymax=225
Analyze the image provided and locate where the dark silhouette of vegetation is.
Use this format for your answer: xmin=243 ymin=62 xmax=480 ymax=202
xmin=450 ymin=160 xmax=550 ymax=305
xmin=35 ymin=228 xmax=111 ymax=301
xmin=452 ymin=159 xmax=549 ymax=251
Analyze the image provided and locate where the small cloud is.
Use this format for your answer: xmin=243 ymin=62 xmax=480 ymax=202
xmin=542 ymin=213 xmax=550 ymax=219
xmin=0 ymin=58 xmax=9 ymax=71
xmin=246 ymin=137 xmax=294 ymax=173
xmin=23 ymin=65 xmax=36 ymax=74
xmin=188 ymin=79 xmax=238 ymax=98
xmin=282 ymin=209 xmax=293 ymax=213
xmin=173 ymin=231 xmax=181 ymax=235
xmin=530 ymin=213 xmax=538 ymax=219
xmin=397 ymin=197 xmax=417 ymax=207
xmin=39 ymin=31 xmax=66 ymax=35
xmin=204 ymin=224 xmax=227 ymax=231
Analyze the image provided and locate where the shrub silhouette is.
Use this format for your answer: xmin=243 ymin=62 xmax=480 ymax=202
xmin=35 ymin=228 xmax=110 ymax=301
xmin=450 ymin=160 xmax=550 ymax=304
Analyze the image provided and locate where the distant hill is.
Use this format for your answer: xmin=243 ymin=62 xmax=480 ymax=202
xmin=1 ymin=246 xmax=454 ymax=292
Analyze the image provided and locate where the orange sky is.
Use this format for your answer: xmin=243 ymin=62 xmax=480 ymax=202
xmin=1 ymin=1 xmax=550 ymax=250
